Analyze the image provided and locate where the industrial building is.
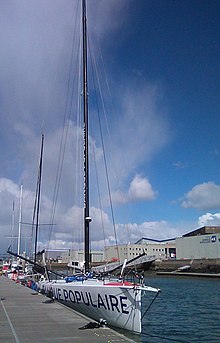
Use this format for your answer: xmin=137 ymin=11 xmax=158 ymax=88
xmin=60 ymin=239 xmax=176 ymax=266
xmin=57 ymin=226 xmax=220 ymax=266
xmin=176 ymin=226 xmax=220 ymax=259
xmin=104 ymin=238 xmax=176 ymax=264
xmin=61 ymin=249 xmax=104 ymax=265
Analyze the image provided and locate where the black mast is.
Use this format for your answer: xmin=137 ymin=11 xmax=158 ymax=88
xmin=82 ymin=0 xmax=91 ymax=273
xmin=34 ymin=133 xmax=44 ymax=263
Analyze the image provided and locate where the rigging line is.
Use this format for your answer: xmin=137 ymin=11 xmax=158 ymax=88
xmin=141 ymin=290 xmax=160 ymax=320
xmin=89 ymin=37 xmax=120 ymax=260
xmin=72 ymin=28 xmax=84 ymax=251
xmin=91 ymin=36 xmax=132 ymax=247
xmin=97 ymin=37 xmax=133 ymax=245
xmin=23 ymin=222 xmax=54 ymax=226
xmin=96 ymin=37 xmax=120 ymax=183
xmin=88 ymin=40 xmax=107 ymax=252
xmin=48 ymin=11 xmax=79 ymax=243
xmin=90 ymin=116 xmax=107 ymax=253
xmin=29 ymin=160 xmax=40 ymax=257
xmin=47 ymin=1 xmax=80 ymax=248
xmin=48 ymin=46 xmax=80 ymax=246
xmin=97 ymin=38 xmax=115 ymax=157
xmin=29 ymin=177 xmax=39 ymax=257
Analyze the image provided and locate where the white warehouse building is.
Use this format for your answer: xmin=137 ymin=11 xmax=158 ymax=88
xmin=104 ymin=238 xmax=176 ymax=264
xmin=176 ymin=226 xmax=220 ymax=259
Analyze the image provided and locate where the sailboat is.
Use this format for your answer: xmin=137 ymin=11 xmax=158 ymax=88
xmin=36 ymin=0 xmax=160 ymax=334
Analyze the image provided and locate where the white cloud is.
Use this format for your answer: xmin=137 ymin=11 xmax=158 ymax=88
xmin=87 ymin=0 xmax=128 ymax=37
xmin=103 ymin=83 xmax=170 ymax=186
xmin=116 ymin=220 xmax=186 ymax=244
xmin=111 ymin=175 xmax=157 ymax=204
xmin=129 ymin=175 xmax=157 ymax=201
xmin=0 ymin=175 xmax=196 ymax=255
xmin=0 ymin=178 xmax=20 ymax=198
xmin=181 ymin=182 xmax=220 ymax=210
xmin=0 ymin=1 xmax=170 ymax=195
xmin=0 ymin=1 xmax=172 ymax=255
xmin=198 ymin=212 xmax=220 ymax=226
xmin=172 ymin=161 xmax=187 ymax=169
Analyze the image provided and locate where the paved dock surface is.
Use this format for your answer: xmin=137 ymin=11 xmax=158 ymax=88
xmin=0 ymin=276 xmax=135 ymax=342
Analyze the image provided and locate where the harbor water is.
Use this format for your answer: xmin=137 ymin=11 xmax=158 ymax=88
xmin=138 ymin=275 xmax=220 ymax=343
xmin=49 ymin=269 xmax=220 ymax=342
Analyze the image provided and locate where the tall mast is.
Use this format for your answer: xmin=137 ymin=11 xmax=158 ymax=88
xmin=17 ymin=183 xmax=23 ymax=257
xmin=11 ymin=200 xmax=15 ymax=252
xmin=34 ymin=133 xmax=44 ymax=263
xmin=82 ymin=0 xmax=91 ymax=273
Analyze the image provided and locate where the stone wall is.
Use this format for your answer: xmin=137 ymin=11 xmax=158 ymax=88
xmin=152 ymin=258 xmax=220 ymax=273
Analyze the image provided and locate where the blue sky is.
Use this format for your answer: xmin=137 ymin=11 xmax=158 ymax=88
xmin=0 ymin=0 xmax=220 ymax=255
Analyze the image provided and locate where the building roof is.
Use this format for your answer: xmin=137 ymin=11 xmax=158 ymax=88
xmin=183 ymin=226 xmax=220 ymax=237
xmin=135 ymin=237 xmax=176 ymax=244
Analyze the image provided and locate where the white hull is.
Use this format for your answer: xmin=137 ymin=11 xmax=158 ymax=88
xmin=38 ymin=278 xmax=158 ymax=333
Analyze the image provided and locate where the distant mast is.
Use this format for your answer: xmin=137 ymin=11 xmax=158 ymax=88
xmin=34 ymin=133 xmax=44 ymax=263
xmin=11 ymin=200 xmax=15 ymax=252
xmin=82 ymin=0 xmax=91 ymax=273
xmin=17 ymin=183 xmax=23 ymax=257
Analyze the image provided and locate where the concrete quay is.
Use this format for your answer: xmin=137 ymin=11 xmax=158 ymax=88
xmin=157 ymin=271 xmax=220 ymax=277
xmin=0 ymin=276 xmax=134 ymax=343
xmin=151 ymin=258 xmax=220 ymax=273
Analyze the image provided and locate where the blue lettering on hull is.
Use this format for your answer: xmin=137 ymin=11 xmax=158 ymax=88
xmin=49 ymin=287 xmax=130 ymax=314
